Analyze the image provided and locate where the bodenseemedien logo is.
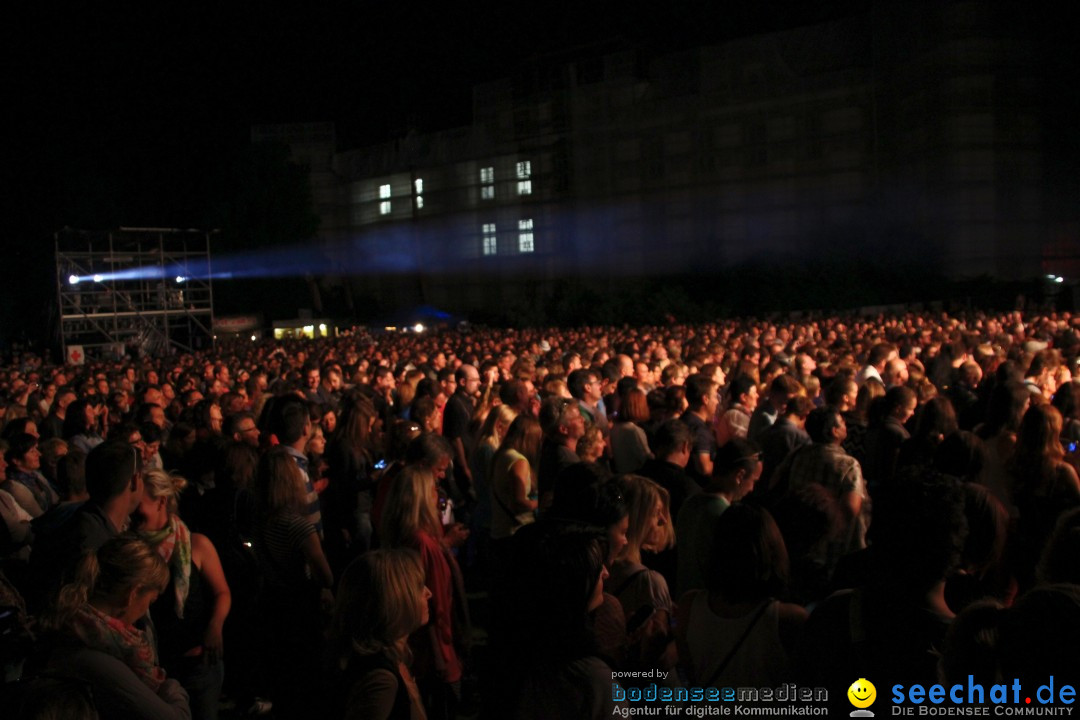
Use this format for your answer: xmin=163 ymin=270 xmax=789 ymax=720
xmin=849 ymin=678 xmax=877 ymax=717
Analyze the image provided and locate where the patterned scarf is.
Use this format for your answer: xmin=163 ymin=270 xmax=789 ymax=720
xmin=141 ymin=515 xmax=192 ymax=618
xmin=69 ymin=603 xmax=166 ymax=691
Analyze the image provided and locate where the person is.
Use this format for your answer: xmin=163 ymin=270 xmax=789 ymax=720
xmin=1008 ymin=404 xmax=1080 ymax=588
xmin=757 ymin=395 xmax=813 ymax=499
xmin=748 ymin=374 xmax=803 ymax=443
xmin=793 ymin=473 xmax=967 ymax=715
xmin=610 ymin=388 xmax=653 ymax=475
xmin=134 ymin=470 xmax=232 ymax=720
xmin=28 ymin=440 xmax=144 ymax=613
xmin=443 ymin=364 xmax=481 ymax=507
xmin=676 ymin=438 xmax=762 ymax=596
xmin=675 ymin=504 xmax=806 ymax=687
xmin=716 ymin=374 xmax=759 ymax=448
xmin=489 ymin=415 xmax=541 ymax=546
xmin=679 ymin=374 xmax=719 ymax=484
xmin=251 ymin=446 xmax=334 ymax=719
xmin=329 ymin=549 xmax=432 ymax=720
xmin=496 ymin=526 xmax=618 ymax=720
xmin=0 ymin=440 xmax=34 ymax=560
xmin=381 ymin=466 xmax=463 ymax=720
xmin=605 ymin=475 xmax=675 ymax=668
xmin=772 ymin=407 xmax=869 ymax=569
xmin=637 ymin=419 xmax=700 ymax=522
xmin=4 ymin=432 xmax=61 ymax=517
xmin=862 ymin=385 xmax=917 ymax=493
xmin=537 ymin=397 xmax=583 ymax=505
xmin=568 ymin=369 xmax=607 ymax=439
xmin=63 ymin=398 xmax=105 ymax=454
xmin=323 ymin=392 xmax=377 ymax=565
xmin=576 ymin=425 xmax=605 ymax=465
xmin=43 ymin=534 xmax=192 ymax=719
xmin=469 ymin=404 xmax=517 ymax=550
xmin=841 ymin=377 xmax=884 ymax=467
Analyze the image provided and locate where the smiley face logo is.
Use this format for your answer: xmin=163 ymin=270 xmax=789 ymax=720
xmin=848 ymin=678 xmax=877 ymax=709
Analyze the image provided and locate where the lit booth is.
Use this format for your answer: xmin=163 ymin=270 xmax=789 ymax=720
xmin=272 ymin=318 xmax=338 ymax=340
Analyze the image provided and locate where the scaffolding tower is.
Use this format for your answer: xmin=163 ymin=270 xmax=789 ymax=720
xmin=55 ymin=227 xmax=216 ymax=360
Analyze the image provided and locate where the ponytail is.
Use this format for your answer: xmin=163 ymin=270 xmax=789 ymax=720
xmin=43 ymin=534 xmax=169 ymax=630
xmin=46 ymin=551 xmax=102 ymax=629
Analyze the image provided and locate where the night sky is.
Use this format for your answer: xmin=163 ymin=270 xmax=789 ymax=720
xmin=5 ymin=2 xmax=1074 ymax=343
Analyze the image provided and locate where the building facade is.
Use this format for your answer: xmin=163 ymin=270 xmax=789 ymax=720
xmin=255 ymin=2 xmax=1070 ymax=316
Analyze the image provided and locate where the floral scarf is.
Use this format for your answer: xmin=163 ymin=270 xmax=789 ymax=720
xmin=69 ymin=603 xmax=166 ymax=691
xmin=142 ymin=515 xmax=192 ymax=618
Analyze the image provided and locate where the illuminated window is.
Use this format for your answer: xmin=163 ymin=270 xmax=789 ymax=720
xmin=517 ymin=180 xmax=532 ymax=196
xmin=379 ymin=200 xmax=391 ymax=215
xmin=518 ymin=218 xmax=534 ymax=253
xmin=481 ymin=185 xmax=495 ymax=200
xmin=482 ymin=223 xmax=497 ymax=256
xmin=516 ymin=161 xmax=531 ymax=179
xmin=414 ymin=178 xmax=423 ymax=194
xmin=415 ymin=196 xmax=424 ymax=209
xmin=480 ymin=167 xmax=494 ymax=183
xmin=379 ymin=184 xmax=391 ymax=199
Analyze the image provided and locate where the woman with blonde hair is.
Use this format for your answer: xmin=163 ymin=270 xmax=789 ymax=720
xmin=469 ymin=404 xmax=517 ymax=547
xmin=46 ymin=534 xmax=191 ymax=718
xmin=381 ymin=466 xmax=461 ymax=719
xmin=489 ymin=414 xmax=541 ymax=543
xmin=135 ymin=469 xmax=231 ymax=720
xmin=1010 ymin=404 xmax=1080 ymax=588
xmin=330 ymin=549 xmax=432 ymax=720
xmin=605 ymin=475 xmax=676 ymax=665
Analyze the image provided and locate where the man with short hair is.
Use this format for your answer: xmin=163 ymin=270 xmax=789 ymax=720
xmin=748 ymin=374 xmax=803 ymax=443
xmin=444 ymin=364 xmax=481 ymax=503
xmin=315 ymin=365 xmax=343 ymax=409
xmin=498 ymin=379 xmax=532 ymax=418
xmin=271 ymin=397 xmax=322 ymax=535
xmin=773 ymin=407 xmax=869 ymax=563
xmin=882 ymin=358 xmax=909 ymax=389
xmin=679 ymin=373 xmax=719 ymax=486
xmin=676 ymin=438 xmax=762 ymax=596
xmin=758 ymin=395 xmax=813 ymax=496
xmin=302 ymin=363 xmax=321 ymax=403
xmin=537 ymin=397 xmax=585 ymax=504
xmin=857 ymin=343 xmax=896 ymax=386
xmin=227 ymin=412 xmax=261 ymax=448
xmin=638 ymin=419 xmax=700 ymax=520
xmin=28 ymin=440 xmax=144 ymax=611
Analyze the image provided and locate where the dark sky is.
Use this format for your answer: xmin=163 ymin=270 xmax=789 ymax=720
xmin=7 ymin=1 xmax=1073 ymax=341
xmin=6 ymin=3 xmax=865 ymax=329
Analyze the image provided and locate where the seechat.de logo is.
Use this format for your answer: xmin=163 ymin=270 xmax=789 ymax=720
xmin=849 ymin=678 xmax=878 ymax=717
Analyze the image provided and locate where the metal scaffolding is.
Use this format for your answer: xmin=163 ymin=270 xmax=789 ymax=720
xmin=55 ymin=227 xmax=216 ymax=360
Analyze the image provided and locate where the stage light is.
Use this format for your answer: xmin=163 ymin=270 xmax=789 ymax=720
xmin=1056 ymin=276 xmax=1065 ymax=283
xmin=176 ymin=276 xmax=187 ymax=283
xmin=413 ymin=323 xmax=425 ymax=333
xmin=68 ymin=275 xmax=79 ymax=285
xmin=250 ymin=335 xmax=257 ymax=342
xmin=93 ymin=274 xmax=104 ymax=283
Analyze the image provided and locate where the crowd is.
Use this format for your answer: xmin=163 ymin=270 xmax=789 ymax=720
xmin=0 ymin=308 xmax=1079 ymax=719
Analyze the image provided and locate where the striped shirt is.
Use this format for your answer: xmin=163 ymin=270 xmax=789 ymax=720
xmin=255 ymin=511 xmax=316 ymax=588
